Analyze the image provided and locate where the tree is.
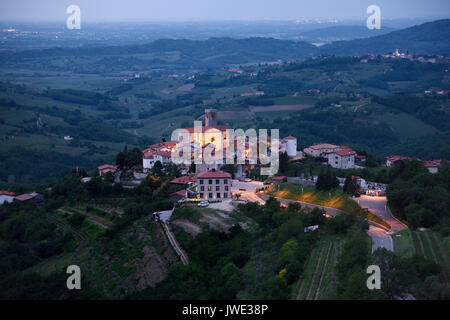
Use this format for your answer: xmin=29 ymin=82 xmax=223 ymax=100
xmin=124 ymin=148 xmax=142 ymax=168
xmin=279 ymin=152 xmax=290 ymax=174
xmin=254 ymin=276 xmax=289 ymax=300
xmin=343 ymin=175 xmax=358 ymax=195
xmin=152 ymin=161 xmax=163 ymax=177
xmin=115 ymin=152 xmax=126 ymax=168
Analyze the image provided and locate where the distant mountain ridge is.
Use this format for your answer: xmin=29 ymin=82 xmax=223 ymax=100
xmin=0 ymin=19 xmax=448 ymax=74
xmin=297 ymin=25 xmax=395 ymax=43
xmin=321 ymin=19 xmax=450 ymax=55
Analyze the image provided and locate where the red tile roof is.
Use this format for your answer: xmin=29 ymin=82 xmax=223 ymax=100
xmin=272 ymin=176 xmax=286 ymax=181
xmin=170 ymin=176 xmax=197 ymax=184
xmin=147 ymin=141 xmax=177 ymax=150
xmin=154 ymin=150 xmax=172 ymax=158
xmin=335 ymin=149 xmax=357 ymax=157
xmin=0 ymin=190 xmax=14 ymax=196
xmin=171 ymin=189 xmax=187 ymax=197
xmin=386 ymin=155 xmax=411 ymax=162
xmin=98 ymin=164 xmax=117 ymax=171
xmin=15 ymin=194 xmax=35 ymax=201
xmin=197 ymin=170 xmax=231 ymax=179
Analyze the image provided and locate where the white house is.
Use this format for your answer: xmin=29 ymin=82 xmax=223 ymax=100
xmin=327 ymin=149 xmax=356 ymax=169
xmin=143 ymin=150 xmax=172 ymax=170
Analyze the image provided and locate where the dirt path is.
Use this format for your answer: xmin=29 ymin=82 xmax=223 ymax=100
xmin=172 ymin=219 xmax=202 ymax=237
xmin=314 ymin=241 xmax=334 ymax=300
xmin=68 ymin=207 xmax=112 ymax=229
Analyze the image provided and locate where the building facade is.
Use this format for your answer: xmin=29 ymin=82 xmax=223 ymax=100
xmin=327 ymin=149 xmax=356 ymax=169
xmin=196 ymin=170 xmax=231 ymax=200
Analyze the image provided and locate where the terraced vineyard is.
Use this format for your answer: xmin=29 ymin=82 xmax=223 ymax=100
xmin=295 ymin=237 xmax=343 ymax=300
xmin=395 ymin=229 xmax=450 ymax=282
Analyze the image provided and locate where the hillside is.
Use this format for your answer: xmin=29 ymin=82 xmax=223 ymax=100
xmin=297 ymin=25 xmax=395 ymax=43
xmin=0 ymin=37 xmax=318 ymax=74
xmin=322 ymin=19 xmax=450 ymax=55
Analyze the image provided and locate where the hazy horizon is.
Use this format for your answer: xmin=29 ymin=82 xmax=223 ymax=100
xmin=1 ymin=0 xmax=449 ymax=23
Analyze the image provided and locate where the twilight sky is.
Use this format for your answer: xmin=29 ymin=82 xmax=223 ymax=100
xmin=0 ymin=0 xmax=449 ymax=22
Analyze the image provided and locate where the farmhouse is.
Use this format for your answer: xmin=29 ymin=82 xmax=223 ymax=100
xmin=196 ymin=169 xmax=231 ymax=201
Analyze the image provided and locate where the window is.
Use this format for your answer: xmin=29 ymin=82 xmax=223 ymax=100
xmin=224 ymin=179 xmax=228 ymax=184
xmin=216 ymin=186 xmax=220 ymax=191
xmin=216 ymin=179 xmax=220 ymax=184
xmin=208 ymin=179 xmax=212 ymax=184
xmin=200 ymin=186 xmax=204 ymax=191
xmin=223 ymin=193 xmax=228 ymax=198
xmin=225 ymin=186 xmax=229 ymax=191
xmin=200 ymin=179 xmax=204 ymax=185
xmin=200 ymin=193 xmax=204 ymax=198
xmin=209 ymin=193 xmax=213 ymax=199
xmin=207 ymin=186 xmax=212 ymax=191
xmin=217 ymin=193 xmax=221 ymax=198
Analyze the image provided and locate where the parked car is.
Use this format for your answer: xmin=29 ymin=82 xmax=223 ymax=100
xmin=244 ymin=178 xmax=252 ymax=182
xmin=197 ymin=200 xmax=209 ymax=207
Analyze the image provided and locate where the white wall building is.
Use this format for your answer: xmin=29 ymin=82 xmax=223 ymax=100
xmin=327 ymin=149 xmax=356 ymax=169
xmin=143 ymin=150 xmax=172 ymax=170
xmin=0 ymin=193 xmax=14 ymax=206
xmin=280 ymin=136 xmax=298 ymax=158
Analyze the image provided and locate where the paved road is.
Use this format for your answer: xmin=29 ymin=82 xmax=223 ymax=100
xmin=367 ymin=224 xmax=393 ymax=252
xmin=258 ymin=194 xmax=342 ymax=217
xmin=354 ymin=195 xmax=407 ymax=232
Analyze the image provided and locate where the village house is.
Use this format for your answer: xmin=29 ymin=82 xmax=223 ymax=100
xmin=170 ymin=176 xmax=197 ymax=186
xmin=98 ymin=164 xmax=118 ymax=177
xmin=423 ymin=160 xmax=441 ymax=174
xmin=303 ymin=143 xmax=341 ymax=157
xmin=170 ymin=189 xmax=187 ymax=202
xmin=196 ymin=169 xmax=231 ymax=201
xmin=14 ymin=192 xmax=44 ymax=205
xmin=385 ymin=155 xmax=412 ymax=167
xmin=143 ymin=150 xmax=172 ymax=170
xmin=0 ymin=190 xmax=15 ymax=206
xmin=327 ymin=148 xmax=357 ymax=169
